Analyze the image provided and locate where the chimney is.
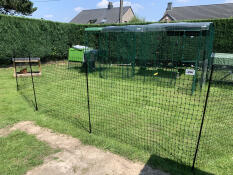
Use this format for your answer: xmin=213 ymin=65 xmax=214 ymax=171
xmin=108 ymin=2 xmax=113 ymax=9
xmin=166 ymin=2 xmax=172 ymax=10
xmin=119 ymin=0 xmax=123 ymax=23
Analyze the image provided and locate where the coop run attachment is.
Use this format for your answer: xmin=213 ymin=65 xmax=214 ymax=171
xmin=85 ymin=22 xmax=214 ymax=94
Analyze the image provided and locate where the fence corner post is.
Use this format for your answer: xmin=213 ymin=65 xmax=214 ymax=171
xmin=192 ymin=64 xmax=214 ymax=170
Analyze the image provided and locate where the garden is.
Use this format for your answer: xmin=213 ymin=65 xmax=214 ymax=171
xmin=0 ymin=14 xmax=233 ymax=175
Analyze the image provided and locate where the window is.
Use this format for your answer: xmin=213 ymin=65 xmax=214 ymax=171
xmin=89 ymin=19 xmax=97 ymax=24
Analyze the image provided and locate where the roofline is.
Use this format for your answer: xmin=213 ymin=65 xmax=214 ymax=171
xmin=159 ymin=13 xmax=176 ymax=22
xmin=125 ymin=6 xmax=135 ymax=18
xmin=81 ymin=6 xmax=131 ymax=12
xmin=70 ymin=6 xmax=134 ymax=24
xmin=161 ymin=2 xmax=233 ymax=22
xmin=171 ymin=2 xmax=233 ymax=9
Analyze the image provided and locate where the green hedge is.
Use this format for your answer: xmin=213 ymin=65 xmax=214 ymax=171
xmin=0 ymin=15 xmax=86 ymax=65
xmin=0 ymin=14 xmax=233 ymax=65
xmin=0 ymin=14 xmax=152 ymax=65
xmin=184 ymin=18 xmax=233 ymax=53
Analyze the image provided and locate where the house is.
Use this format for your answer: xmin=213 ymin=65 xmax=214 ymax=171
xmin=160 ymin=2 xmax=233 ymax=22
xmin=70 ymin=2 xmax=135 ymax=24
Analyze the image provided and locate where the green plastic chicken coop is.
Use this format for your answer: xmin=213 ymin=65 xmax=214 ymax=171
xmin=68 ymin=45 xmax=97 ymax=70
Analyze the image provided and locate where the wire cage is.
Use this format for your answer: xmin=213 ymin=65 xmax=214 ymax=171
xmin=85 ymin=22 xmax=214 ymax=93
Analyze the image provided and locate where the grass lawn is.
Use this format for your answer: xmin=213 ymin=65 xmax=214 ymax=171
xmin=0 ymin=62 xmax=232 ymax=175
xmin=0 ymin=131 xmax=56 ymax=175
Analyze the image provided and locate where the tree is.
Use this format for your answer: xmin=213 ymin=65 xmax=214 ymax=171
xmin=0 ymin=0 xmax=37 ymax=16
xmin=129 ymin=15 xmax=146 ymax=23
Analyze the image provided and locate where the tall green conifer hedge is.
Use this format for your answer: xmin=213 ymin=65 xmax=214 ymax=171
xmin=187 ymin=18 xmax=233 ymax=53
xmin=0 ymin=14 xmax=232 ymax=65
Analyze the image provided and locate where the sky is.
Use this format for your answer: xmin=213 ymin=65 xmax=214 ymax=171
xmin=30 ymin=0 xmax=233 ymax=23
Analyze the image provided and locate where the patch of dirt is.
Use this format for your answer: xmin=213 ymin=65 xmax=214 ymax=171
xmin=0 ymin=125 xmax=12 ymax=137
xmin=0 ymin=121 xmax=169 ymax=175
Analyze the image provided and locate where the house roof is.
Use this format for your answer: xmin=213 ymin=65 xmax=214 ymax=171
xmin=70 ymin=6 xmax=132 ymax=24
xmin=162 ymin=3 xmax=233 ymax=21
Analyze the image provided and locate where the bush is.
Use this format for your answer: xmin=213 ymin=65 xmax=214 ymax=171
xmin=0 ymin=14 xmax=152 ymax=65
xmin=0 ymin=15 xmax=86 ymax=65
xmin=0 ymin=14 xmax=232 ymax=65
xmin=128 ymin=15 xmax=146 ymax=23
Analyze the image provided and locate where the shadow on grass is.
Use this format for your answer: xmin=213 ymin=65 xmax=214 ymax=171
xmin=140 ymin=154 xmax=213 ymax=175
xmin=18 ymin=89 xmax=37 ymax=111
xmin=68 ymin=64 xmax=107 ymax=74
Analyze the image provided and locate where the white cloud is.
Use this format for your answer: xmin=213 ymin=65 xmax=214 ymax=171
xmin=97 ymin=0 xmax=109 ymax=8
xmin=96 ymin=0 xmax=143 ymax=12
xmin=113 ymin=1 xmax=144 ymax=12
xmin=44 ymin=14 xmax=54 ymax=18
xmin=74 ymin=6 xmax=84 ymax=13
xmin=225 ymin=0 xmax=233 ymax=2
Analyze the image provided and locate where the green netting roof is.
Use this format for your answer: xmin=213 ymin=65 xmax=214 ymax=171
xmin=85 ymin=22 xmax=213 ymax=33
xmin=99 ymin=22 xmax=213 ymax=32
xmin=85 ymin=27 xmax=103 ymax=32
xmin=213 ymin=53 xmax=233 ymax=66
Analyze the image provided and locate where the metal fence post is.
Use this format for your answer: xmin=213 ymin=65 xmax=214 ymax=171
xmin=85 ymin=32 xmax=92 ymax=134
xmin=28 ymin=56 xmax=38 ymax=111
xmin=192 ymin=64 xmax=214 ymax=170
xmin=13 ymin=58 xmax=19 ymax=91
xmin=85 ymin=58 xmax=92 ymax=134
